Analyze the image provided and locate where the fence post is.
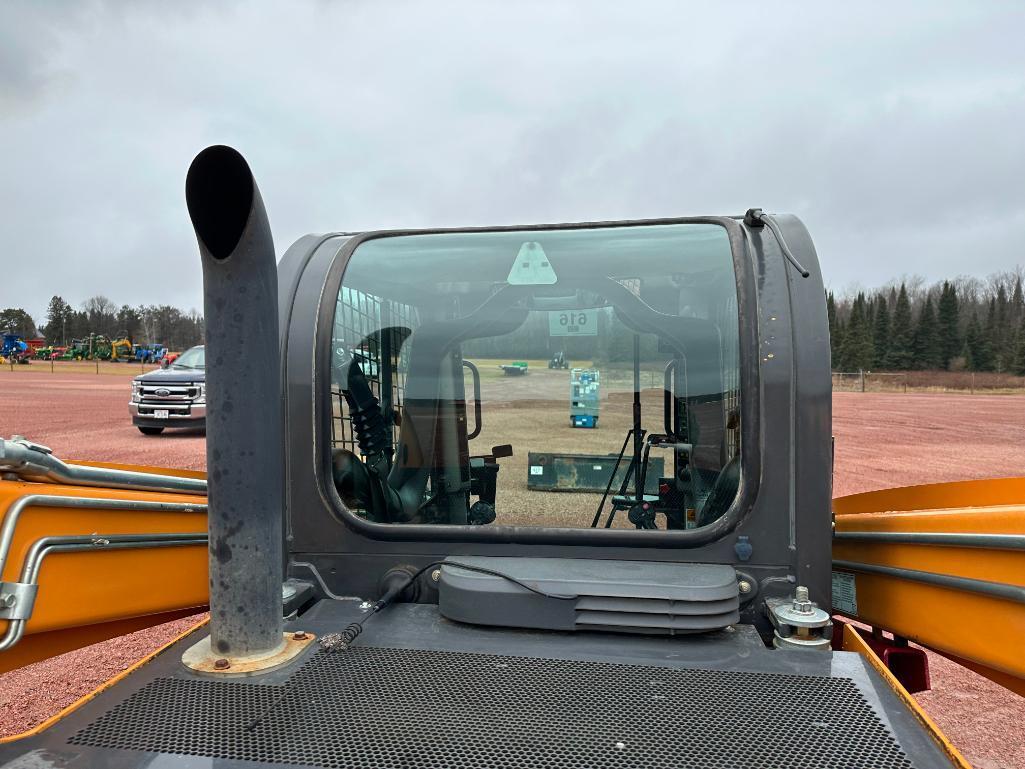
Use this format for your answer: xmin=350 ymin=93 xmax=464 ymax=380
xmin=51 ymin=358 xmax=54 ymax=374
xmin=860 ymin=369 xmax=865 ymax=392
xmin=971 ymin=372 xmax=975 ymax=395
xmin=95 ymin=359 xmax=99 ymax=375
xmin=903 ymin=375 xmax=907 ymax=394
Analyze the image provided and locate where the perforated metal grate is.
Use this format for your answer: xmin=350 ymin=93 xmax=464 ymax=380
xmin=71 ymin=646 xmax=916 ymax=769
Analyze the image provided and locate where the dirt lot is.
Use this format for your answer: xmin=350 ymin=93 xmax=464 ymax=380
xmin=0 ymin=364 xmax=205 ymax=471
xmin=1 ymin=364 xmax=1024 ymax=767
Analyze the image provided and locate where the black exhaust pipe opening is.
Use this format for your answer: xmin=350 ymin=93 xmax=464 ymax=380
xmin=186 ymin=145 xmax=256 ymax=261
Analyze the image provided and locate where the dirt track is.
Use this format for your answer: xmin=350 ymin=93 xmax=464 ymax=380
xmin=1 ymin=367 xmax=1023 ymax=767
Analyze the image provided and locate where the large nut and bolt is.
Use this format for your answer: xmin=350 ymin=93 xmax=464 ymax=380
xmin=431 ymin=569 xmax=442 ymax=583
xmin=213 ymin=658 xmax=230 ymax=670
xmin=737 ymin=580 xmax=752 ymax=595
xmin=293 ymin=631 xmax=308 ymax=641
xmin=792 ymin=585 xmax=814 ymax=614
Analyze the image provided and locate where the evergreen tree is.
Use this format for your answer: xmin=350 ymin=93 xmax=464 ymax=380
xmin=826 ymin=291 xmax=842 ymax=369
xmin=1011 ymin=277 xmax=1024 ymax=326
xmin=839 ymin=293 xmax=874 ymax=370
xmin=42 ymin=296 xmax=73 ymax=345
xmin=1014 ymin=313 xmax=1025 ymax=376
xmin=965 ymin=311 xmax=992 ymax=371
xmin=993 ymin=285 xmax=1012 ymax=371
xmin=984 ymin=298 xmax=1000 ymax=372
xmin=116 ymin=305 xmax=142 ymax=342
xmin=912 ymin=297 xmax=941 ymax=369
xmin=886 ymin=283 xmax=915 ymax=369
xmin=864 ymin=294 xmax=876 ymax=357
xmin=872 ymin=294 xmax=890 ymax=368
xmin=936 ymin=281 xmax=960 ymax=369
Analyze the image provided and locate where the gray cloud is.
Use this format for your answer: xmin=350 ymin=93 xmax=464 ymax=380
xmin=1 ymin=1 xmax=1023 ymax=325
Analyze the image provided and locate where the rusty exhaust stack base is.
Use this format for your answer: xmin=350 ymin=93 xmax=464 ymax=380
xmin=180 ymin=145 xmax=306 ymax=674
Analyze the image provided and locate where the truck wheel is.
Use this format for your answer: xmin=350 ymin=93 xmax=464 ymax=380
xmin=138 ymin=426 xmax=164 ymax=435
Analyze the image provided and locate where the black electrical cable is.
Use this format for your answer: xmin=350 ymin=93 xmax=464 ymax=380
xmin=743 ymin=208 xmax=811 ymax=278
xmin=320 ymin=560 xmax=576 ymax=652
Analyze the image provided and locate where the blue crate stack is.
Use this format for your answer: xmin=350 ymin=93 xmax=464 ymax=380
xmin=570 ymin=368 xmax=600 ymax=428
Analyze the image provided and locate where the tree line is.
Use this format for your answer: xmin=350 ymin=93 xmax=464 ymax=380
xmin=0 ymin=296 xmax=204 ymax=352
xmin=829 ymin=271 xmax=1025 ymax=375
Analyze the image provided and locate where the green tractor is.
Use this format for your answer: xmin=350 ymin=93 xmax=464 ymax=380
xmin=63 ymin=334 xmax=111 ymax=360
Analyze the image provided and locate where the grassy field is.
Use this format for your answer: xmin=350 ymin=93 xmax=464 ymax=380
xmin=0 ymin=359 xmax=161 ymax=377
xmin=471 ymin=359 xmax=1025 ymax=393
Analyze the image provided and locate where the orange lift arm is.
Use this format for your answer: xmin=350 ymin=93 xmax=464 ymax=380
xmin=0 ymin=460 xmax=209 ymax=675
xmin=833 ymin=477 xmax=1025 ymax=696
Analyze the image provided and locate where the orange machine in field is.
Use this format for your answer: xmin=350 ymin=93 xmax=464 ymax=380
xmin=1 ymin=145 xmax=1022 ymax=769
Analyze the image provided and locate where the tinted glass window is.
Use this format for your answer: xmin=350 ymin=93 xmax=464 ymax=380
xmin=329 ymin=224 xmax=741 ymax=531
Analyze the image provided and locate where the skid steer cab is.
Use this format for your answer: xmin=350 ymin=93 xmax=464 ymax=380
xmin=288 ymin=205 xmax=832 ymax=618
xmin=4 ymin=146 xmax=1014 ymax=769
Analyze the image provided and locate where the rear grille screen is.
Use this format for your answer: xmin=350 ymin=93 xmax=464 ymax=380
xmin=70 ymin=646 xmax=915 ymax=769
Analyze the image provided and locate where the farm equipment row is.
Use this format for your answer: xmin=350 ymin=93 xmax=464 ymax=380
xmin=2 ymin=332 xmax=170 ymax=363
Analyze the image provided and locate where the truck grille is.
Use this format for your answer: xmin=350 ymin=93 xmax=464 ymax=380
xmin=139 ymin=382 xmax=200 ymax=402
xmin=70 ymin=646 xmax=915 ymax=769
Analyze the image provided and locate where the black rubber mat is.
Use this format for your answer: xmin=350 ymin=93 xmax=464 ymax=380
xmin=70 ymin=646 xmax=915 ymax=769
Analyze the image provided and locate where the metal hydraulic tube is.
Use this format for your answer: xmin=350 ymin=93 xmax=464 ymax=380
xmin=184 ymin=145 xmax=285 ymax=661
xmin=0 ymin=437 xmax=207 ymax=496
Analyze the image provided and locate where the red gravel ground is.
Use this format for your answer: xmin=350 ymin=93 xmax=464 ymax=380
xmin=1 ymin=369 xmax=1023 ymax=767
xmin=0 ymin=369 xmax=206 ymax=472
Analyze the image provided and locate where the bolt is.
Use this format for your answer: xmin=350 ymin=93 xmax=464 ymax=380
xmin=0 ymin=594 xmax=15 ymax=609
xmin=737 ymin=580 xmax=752 ymax=595
xmin=792 ymin=585 xmax=814 ymax=614
xmin=293 ymin=631 xmax=308 ymax=641
xmin=213 ymin=658 xmax=230 ymax=670
xmin=359 ymin=601 xmax=373 ymax=611
xmin=431 ymin=569 xmax=442 ymax=583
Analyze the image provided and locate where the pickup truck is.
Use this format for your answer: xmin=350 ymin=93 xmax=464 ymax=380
xmin=129 ymin=344 xmax=206 ymax=434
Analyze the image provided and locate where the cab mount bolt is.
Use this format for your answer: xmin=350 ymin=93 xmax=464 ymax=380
xmin=213 ymin=658 xmax=230 ymax=670
xmin=792 ymin=585 xmax=814 ymax=614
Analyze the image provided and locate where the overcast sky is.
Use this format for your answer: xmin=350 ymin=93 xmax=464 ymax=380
xmin=3 ymin=1 xmax=1024 ymax=325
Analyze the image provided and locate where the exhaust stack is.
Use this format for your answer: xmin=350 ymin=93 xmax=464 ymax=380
xmin=181 ymin=146 xmax=308 ymax=670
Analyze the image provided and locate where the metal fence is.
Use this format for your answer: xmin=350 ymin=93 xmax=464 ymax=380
xmin=832 ymin=371 xmax=908 ymax=393
xmin=832 ymin=370 xmax=1025 ymax=394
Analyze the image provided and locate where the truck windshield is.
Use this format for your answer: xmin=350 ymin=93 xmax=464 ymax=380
xmin=173 ymin=346 xmax=205 ymax=369
xmin=329 ymin=223 xmax=742 ymax=531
